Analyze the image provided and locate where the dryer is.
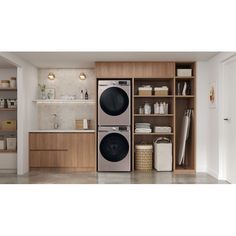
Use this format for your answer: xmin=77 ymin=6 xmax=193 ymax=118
xmin=98 ymin=80 xmax=131 ymax=126
xmin=98 ymin=126 xmax=131 ymax=171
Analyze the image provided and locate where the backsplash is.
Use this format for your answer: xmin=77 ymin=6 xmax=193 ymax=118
xmin=38 ymin=69 xmax=96 ymax=130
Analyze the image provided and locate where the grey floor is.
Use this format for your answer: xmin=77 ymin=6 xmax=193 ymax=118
xmin=0 ymin=169 xmax=228 ymax=184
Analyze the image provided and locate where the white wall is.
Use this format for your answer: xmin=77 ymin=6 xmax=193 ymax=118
xmin=0 ymin=53 xmax=38 ymax=175
xmin=203 ymin=52 xmax=235 ymax=179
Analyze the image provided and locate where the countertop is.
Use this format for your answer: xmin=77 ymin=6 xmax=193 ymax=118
xmin=29 ymin=129 xmax=95 ymax=133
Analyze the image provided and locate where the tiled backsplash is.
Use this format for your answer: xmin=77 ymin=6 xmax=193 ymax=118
xmin=38 ymin=69 xmax=96 ymax=130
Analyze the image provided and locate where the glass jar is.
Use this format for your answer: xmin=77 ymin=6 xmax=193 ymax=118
xmin=144 ymin=102 xmax=151 ymax=114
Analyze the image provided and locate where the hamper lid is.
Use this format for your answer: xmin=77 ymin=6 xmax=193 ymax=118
xmin=135 ymin=145 xmax=153 ymax=150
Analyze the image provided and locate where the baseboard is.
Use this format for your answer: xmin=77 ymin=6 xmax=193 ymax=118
xmin=206 ymin=168 xmax=219 ymax=179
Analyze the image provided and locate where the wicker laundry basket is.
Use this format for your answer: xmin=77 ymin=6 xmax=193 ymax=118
xmin=135 ymin=145 xmax=153 ymax=170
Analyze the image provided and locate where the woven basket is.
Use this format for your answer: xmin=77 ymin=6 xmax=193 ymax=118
xmin=154 ymin=90 xmax=168 ymax=96
xmin=135 ymin=145 xmax=153 ymax=170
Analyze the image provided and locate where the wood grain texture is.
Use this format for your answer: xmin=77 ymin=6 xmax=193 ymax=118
xmin=134 ymin=62 xmax=175 ymax=78
xmin=96 ymin=62 xmax=134 ymax=78
xmin=29 ymin=133 xmax=96 ymax=170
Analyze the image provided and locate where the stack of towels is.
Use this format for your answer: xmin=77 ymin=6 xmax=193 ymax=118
xmin=135 ymin=123 xmax=152 ymax=133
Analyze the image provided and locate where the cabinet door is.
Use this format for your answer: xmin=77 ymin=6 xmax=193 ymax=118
xmin=96 ymin=62 xmax=133 ymax=78
xmin=29 ymin=133 xmax=67 ymax=150
xmin=76 ymin=133 xmax=95 ymax=169
xmin=29 ymin=150 xmax=69 ymax=167
xmin=134 ymin=62 xmax=175 ymax=78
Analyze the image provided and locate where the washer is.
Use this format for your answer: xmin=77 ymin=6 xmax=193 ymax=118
xmin=98 ymin=80 xmax=131 ymax=126
xmin=98 ymin=126 xmax=131 ymax=171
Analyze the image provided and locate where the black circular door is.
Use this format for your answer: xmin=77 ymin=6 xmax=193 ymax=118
xmin=100 ymin=87 xmax=129 ymax=116
xmin=100 ymin=133 xmax=129 ymax=162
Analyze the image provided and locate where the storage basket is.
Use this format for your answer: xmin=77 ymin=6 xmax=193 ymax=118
xmin=154 ymin=87 xmax=169 ymax=96
xmin=177 ymin=69 xmax=192 ymax=77
xmin=153 ymin=137 xmax=172 ymax=171
xmin=1 ymin=120 xmax=17 ymax=130
xmin=75 ymin=119 xmax=90 ymax=129
xmin=135 ymin=145 xmax=153 ymax=170
xmin=138 ymin=87 xmax=152 ymax=96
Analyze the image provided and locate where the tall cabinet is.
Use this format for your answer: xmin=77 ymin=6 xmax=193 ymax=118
xmin=96 ymin=62 xmax=196 ymax=174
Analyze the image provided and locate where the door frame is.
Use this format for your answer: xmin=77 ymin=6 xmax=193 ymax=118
xmin=218 ymin=53 xmax=236 ymax=180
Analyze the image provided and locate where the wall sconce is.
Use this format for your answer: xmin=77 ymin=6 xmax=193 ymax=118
xmin=79 ymin=72 xmax=86 ymax=80
xmin=48 ymin=72 xmax=56 ymax=80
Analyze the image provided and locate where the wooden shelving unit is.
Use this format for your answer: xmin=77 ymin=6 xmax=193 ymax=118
xmin=95 ymin=61 xmax=196 ymax=174
xmin=133 ymin=62 xmax=196 ymax=174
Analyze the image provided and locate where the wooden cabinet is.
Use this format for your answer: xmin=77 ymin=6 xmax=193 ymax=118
xmin=134 ymin=62 xmax=175 ymax=78
xmin=29 ymin=132 xmax=96 ymax=171
xmin=96 ymin=62 xmax=134 ymax=78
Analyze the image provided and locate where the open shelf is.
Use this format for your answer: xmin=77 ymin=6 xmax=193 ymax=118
xmin=0 ymin=130 xmax=17 ymax=132
xmin=134 ymin=114 xmax=174 ymax=117
xmin=0 ymin=150 xmax=17 ymax=153
xmin=0 ymin=88 xmax=17 ymax=91
xmin=134 ymin=132 xmax=174 ymax=136
xmin=33 ymin=99 xmax=96 ymax=104
xmin=176 ymin=95 xmax=195 ymax=98
xmin=0 ymin=108 xmax=17 ymax=111
xmin=175 ymin=76 xmax=195 ymax=80
xmin=134 ymin=95 xmax=174 ymax=98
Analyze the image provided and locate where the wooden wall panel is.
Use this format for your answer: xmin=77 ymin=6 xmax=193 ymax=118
xmin=95 ymin=62 xmax=134 ymax=78
xmin=134 ymin=62 xmax=175 ymax=78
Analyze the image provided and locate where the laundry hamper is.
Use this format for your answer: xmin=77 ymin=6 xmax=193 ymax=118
xmin=153 ymin=137 xmax=172 ymax=171
xmin=135 ymin=145 xmax=153 ymax=170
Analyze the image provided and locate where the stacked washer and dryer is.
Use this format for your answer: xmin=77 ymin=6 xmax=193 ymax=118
xmin=97 ymin=80 xmax=131 ymax=171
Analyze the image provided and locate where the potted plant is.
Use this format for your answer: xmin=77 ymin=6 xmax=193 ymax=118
xmin=38 ymin=84 xmax=47 ymax=99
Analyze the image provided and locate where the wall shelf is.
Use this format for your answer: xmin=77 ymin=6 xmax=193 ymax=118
xmin=0 ymin=108 xmax=17 ymax=111
xmin=0 ymin=88 xmax=17 ymax=91
xmin=0 ymin=150 xmax=17 ymax=153
xmin=134 ymin=133 xmax=174 ymax=136
xmin=33 ymin=99 xmax=96 ymax=104
xmin=175 ymin=95 xmax=195 ymax=98
xmin=134 ymin=114 xmax=174 ymax=117
xmin=134 ymin=95 xmax=174 ymax=98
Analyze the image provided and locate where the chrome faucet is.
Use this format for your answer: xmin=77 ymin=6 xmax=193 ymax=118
xmin=52 ymin=113 xmax=59 ymax=129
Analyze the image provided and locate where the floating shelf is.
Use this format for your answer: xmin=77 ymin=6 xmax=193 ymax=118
xmin=0 ymin=108 xmax=17 ymax=111
xmin=134 ymin=133 xmax=174 ymax=136
xmin=33 ymin=99 xmax=96 ymax=104
xmin=134 ymin=114 xmax=174 ymax=117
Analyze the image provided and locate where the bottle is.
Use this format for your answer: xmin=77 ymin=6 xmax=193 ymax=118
xmin=182 ymin=82 xmax=187 ymax=96
xmin=159 ymin=103 xmax=164 ymax=114
xmin=177 ymin=83 xmax=181 ymax=95
xmin=154 ymin=102 xmax=160 ymax=114
xmin=85 ymin=89 xmax=88 ymax=100
xmin=80 ymin=90 xmax=84 ymax=100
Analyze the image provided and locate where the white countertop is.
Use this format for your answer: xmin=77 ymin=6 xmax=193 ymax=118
xmin=30 ymin=129 xmax=95 ymax=133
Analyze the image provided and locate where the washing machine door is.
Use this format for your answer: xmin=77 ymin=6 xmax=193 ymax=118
xmin=100 ymin=133 xmax=129 ymax=162
xmin=100 ymin=87 xmax=129 ymax=116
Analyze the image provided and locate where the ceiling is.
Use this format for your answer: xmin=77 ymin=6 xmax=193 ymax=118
xmin=14 ymin=52 xmax=219 ymax=69
xmin=0 ymin=56 xmax=16 ymax=68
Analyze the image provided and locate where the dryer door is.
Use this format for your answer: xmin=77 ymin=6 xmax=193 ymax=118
xmin=100 ymin=133 xmax=129 ymax=162
xmin=100 ymin=87 xmax=129 ymax=116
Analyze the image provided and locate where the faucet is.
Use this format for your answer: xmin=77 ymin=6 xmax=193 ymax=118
xmin=52 ymin=113 xmax=59 ymax=129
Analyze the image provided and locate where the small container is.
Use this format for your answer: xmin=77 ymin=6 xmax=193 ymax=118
xmin=76 ymin=119 xmax=90 ymax=130
xmin=6 ymin=137 xmax=17 ymax=150
xmin=0 ymin=139 xmax=6 ymax=150
xmin=85 ymin=90 xmax=88 ymax=100
xmin=154 ymin=86 xmax=169 ymax=96
xmin=138 ymin=106 xmax=144 ymax=114
xmin=138 ymin=86 xmax=152 ymax=96
xmin=154 ymin=102 xmax=160 ymax=114
xmin=7 ymin=99 xmax=17 ymax=109
xmin=177 ymin=69 xmax=192 ymax=77
xmin=144 ymin=102 xmax=151 ymax=114
xmin=1 ymin=80 xmax=10 ymax=88
xmin=0 ymin=98 xmax=5 ymax=108
xmin=10 ymin=77 xmax=17 ymax=88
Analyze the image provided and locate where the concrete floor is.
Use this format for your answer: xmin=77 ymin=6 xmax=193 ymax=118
xmin=0 ymin=169 xmax=228 ymax=184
